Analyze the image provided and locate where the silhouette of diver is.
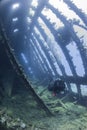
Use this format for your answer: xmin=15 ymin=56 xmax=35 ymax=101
xmin=48 ymin=78 xmax=66 ymax=96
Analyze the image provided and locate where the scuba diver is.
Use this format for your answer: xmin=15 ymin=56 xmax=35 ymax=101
xmin=48 ymin=78 xmax=66 ymax=96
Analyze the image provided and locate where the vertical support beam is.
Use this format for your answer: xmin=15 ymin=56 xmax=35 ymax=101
xmin=30 ymin=36 xmax=53 ymax=76
xmin=30 ymin=40 xmax=47 ymax=73
xmin=32 ymin=31 xmax=59 ymax=76
xmin=29 ymin=43 xmax=46 ymax=77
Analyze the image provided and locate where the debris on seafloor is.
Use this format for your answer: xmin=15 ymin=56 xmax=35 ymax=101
xmin=0 ymin=88 xmax=87 ymax=130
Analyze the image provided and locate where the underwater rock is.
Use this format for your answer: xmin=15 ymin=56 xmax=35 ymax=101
xmin=20 ymin=122 xmax=26 ymax=129
xmin=0 ymin=110 xmax=27 ymax=130
xmin=1 ymin=117 xmax=6 ymax=123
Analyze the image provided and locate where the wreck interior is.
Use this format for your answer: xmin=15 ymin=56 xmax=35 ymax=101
xmin=0 ymin=0 xmax=87 ymax=130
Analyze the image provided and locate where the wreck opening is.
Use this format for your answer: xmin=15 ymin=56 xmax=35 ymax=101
xmin=0 ymin=0 xmax=87 ymax=130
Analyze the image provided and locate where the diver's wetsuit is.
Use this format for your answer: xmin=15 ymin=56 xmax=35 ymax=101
xmin=48 ymin=79 xmax=65 ymax=96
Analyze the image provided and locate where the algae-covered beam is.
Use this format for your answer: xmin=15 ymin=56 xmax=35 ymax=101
xmin=0 ymin=22 xmax=53 ymax=116
xmin=63 ymin=0 xmax=87 ymax=26
xmin=60 ymin=75 xmax=87 ymax=85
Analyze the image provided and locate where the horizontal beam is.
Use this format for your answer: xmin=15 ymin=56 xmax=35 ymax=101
xmin=60 ymin=75 xmax=87 ymax=85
